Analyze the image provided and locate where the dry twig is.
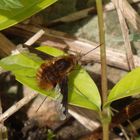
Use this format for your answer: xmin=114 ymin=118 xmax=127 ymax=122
xmin=112 ymin=0 xmax=135 ymax=70
xmin=69 ymin=106 xmax=100 ymax=131
xmin=0 ymin=93 xmax=38 ymax=122
xmin=119 ymin=125 xmax=130 ymax=140
xmin=24 ymin=29 xmax=45 ymax=46
xmin=105 ymin=0 xmax=140 ymax=11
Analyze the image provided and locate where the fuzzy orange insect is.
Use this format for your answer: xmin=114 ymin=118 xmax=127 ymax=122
xmin=36 ymin=54 xmax=77 ymax=90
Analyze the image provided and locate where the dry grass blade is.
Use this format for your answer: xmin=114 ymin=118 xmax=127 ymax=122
xmin=68 ymin=106 xmax=100 ymax=131
xmin=112 ymin=0 xmax=140 ymax=32
xmin=112 ymin=0 xmax=135 ymax=70
xmin=105 ymin=0 xmax=140 ymax=11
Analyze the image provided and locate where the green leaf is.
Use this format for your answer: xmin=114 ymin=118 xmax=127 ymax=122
xmin=0 ymin=0 xmax=23 ymax=10
xmin=105 ymin=67 xmax=140 ymax=107
xmin=47 ymin=129 xmax=55 ymax=140
xmin=0 ymin=52 xmax=43 ymax=71
xmin=0 ymin=51 xmax=56 ymax=98
xmin=0 ymin=46 xmax=101 ymax=111
xmin=36 ymin=46 xmax=65 ymax=57
xmin=0 ymin=0 xmax=57 ymax=30
xmin=16 ymin=75 xmax=57 ymax=98
xmin=68 ymin=66 xmax=101 ymax=111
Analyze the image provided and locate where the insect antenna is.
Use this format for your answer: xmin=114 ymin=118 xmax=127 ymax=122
xmin=78 ymin=44 xmax=102 ymax=59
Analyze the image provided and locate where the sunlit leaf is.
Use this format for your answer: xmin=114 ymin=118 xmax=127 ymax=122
xmin=0 ymin=0 xmax=23 ymax=10
xmin=105 ymin=67 xmax=140 ymax=107
xmin=68 ymin=66 xmax=101 ymax=111
xmin=36 ymin=46 xmax=65 ymax=57
xmin=0 ymin=0 xmax=57 ymax=30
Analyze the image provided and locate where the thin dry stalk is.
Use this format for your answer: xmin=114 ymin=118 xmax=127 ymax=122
xmin=105 ymin=0 xmax=140 ymax=11
xmin=112 ymin=0 xmax=140 ymax=32
xmin=119 ymin=125 xmax=130 ymax=140
xmin=24 ymin=29 xmax=45 ymax=46
xmin=112 ymin=0 xmax=135 ymax=70
xmin=127 ymin=120 xmax=138 ymax=135
xmin=0 ymin=93 xmax=38 ymax=122
xmin=68 ymin=107 xmax=100 ymax=131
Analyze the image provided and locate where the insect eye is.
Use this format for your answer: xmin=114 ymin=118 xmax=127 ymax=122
xmin=55 ymin=59 xmax=71 ymax=71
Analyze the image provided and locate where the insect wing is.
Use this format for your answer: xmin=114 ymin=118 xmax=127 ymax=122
xmin=59 ymin=76 xmax=68 ymax=114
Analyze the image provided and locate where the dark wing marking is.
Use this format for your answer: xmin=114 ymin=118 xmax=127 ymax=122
xmin=59 ymin=76 xmax=68 ymax=115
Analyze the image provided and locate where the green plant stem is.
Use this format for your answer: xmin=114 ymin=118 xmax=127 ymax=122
xmin=96 ymin=0 xmax=107 ymax=104
xmin=101 ymin=109 xmax=110 ymax=140
xmin=96 ymin=0 xmax=110 ymax=140
xmin=102 ymin=122 xmax=109 ymax=140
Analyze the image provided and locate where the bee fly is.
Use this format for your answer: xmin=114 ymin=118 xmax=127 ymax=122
xmin=36 ymin=55 xmax=77 ymax=90
xmin=36 ymin=44 xmax=101 ymax=115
